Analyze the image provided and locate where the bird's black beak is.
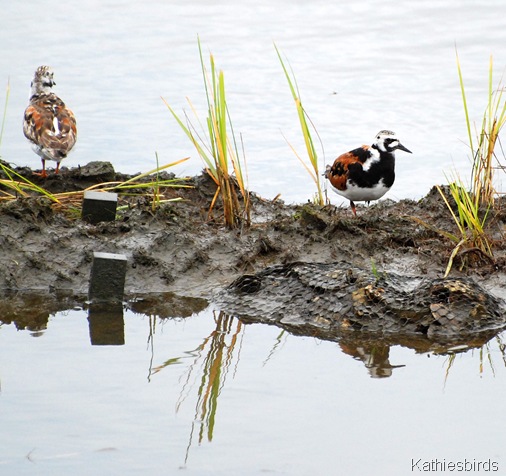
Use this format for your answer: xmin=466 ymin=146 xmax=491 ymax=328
xmin=395 ymin=142 xmax=412 ymax=154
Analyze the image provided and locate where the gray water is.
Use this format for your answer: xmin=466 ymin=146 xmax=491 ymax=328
xmin=1 ymin=305 xmax=505 ymax=476
xmin=1 ymin=1 xmax=506 ymax=474
xmin=1 ymin=0 xmax=506 ymax=203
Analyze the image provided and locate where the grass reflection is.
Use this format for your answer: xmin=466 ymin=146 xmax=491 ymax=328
xmin=444 ymin=334 xmax=506 ymax=384
xmin=179 ymin=312 xmax=242 ymax=441
xmin=151 ymin=310 xmax=244 ymax=465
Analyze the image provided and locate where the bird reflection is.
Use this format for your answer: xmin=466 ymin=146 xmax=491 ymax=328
xmin=339 ymin=341 xmax=405 ymax=378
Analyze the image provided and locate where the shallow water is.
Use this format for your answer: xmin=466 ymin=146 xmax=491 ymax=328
xmin=0 ymin=303 xmax=505 ymax=476
xmin=1 ymin=0 xmax=506 ymax=204
xmin=1 ymin=2 xmax=506 ymax=474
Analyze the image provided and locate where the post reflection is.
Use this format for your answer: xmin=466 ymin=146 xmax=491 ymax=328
xmin=87 ymin=302 xmax=125 ymax=346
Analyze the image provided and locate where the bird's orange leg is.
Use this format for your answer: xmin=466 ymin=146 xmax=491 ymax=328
xmin=33 ymin=159 xmax=48 ymax=178
xmin=350 ymin=200 xmax=357 ymax=216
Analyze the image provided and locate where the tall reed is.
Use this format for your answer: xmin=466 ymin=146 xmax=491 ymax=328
xmin=275 ymin=44 xmax=325 ymax=206
xmin=456 ymin=52 xmax=506 ymax=206
xmin=0 ymin=79 xmax=9 ymax=149
xmin=163 ymin=39 xmax=250 ymax=229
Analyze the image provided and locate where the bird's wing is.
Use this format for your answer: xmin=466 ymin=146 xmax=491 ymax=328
xmin=326 ymin=146 xmax=371 ymax=191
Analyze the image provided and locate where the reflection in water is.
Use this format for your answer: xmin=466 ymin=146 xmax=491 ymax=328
xmin=444 ymin=334 xmax=506 ymax=384
xmin=1 ymin=292 xmax=506 ymax=469
xmin=262 ymin=329 xmax=287 ymax=367
xmin=127 ymin=293 xmax=208 ymax=319
xmin=338 ymin=342 xmax=405 ymax=378
xmin=0 ymin=291 xmax=80 ymax=335
xmin=337 ymin=330 xmax=506 ymax=379
xmin=144 ymin=311 xmax=506 ymax=466
xmin=152 ymin=311 xmax=243 ymax=466
xmin=88 ymin=302 xmax=125 ymax=346
xmin=131 ymin=293 xmax=209 ymax=381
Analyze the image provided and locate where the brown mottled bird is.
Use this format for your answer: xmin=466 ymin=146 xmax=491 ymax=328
xmin=23 ymin=66 xmax=77 ymax=178
xmin=324 ymin=130 xmax=412 ymax=215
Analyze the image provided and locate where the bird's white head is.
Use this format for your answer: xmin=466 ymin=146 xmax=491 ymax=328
xmin=373 ymin=130 xmax=412 ymax=155
xmin=30 ymin=66 xmax=56 ymax=97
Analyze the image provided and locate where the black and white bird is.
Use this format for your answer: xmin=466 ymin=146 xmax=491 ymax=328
xmin=23 ymin=66 xmax=77 ymax=178
xmin=324 ymin=130 xmax=412 ymax=215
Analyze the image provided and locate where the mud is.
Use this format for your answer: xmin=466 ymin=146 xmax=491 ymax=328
xmin=1 ymin=160 xmax=506 ymax=326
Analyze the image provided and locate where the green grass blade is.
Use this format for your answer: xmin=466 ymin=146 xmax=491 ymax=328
xmin=275 ymin=43 xmax=324 ymax=205
xmin=0 ymin=162 xmax=60 ymax=203
xmin=0 ymin=79 xmax=10 ymax=149
xmin=119 ymin=157 xmax=190 ymax=184
xmin=456 ymin=48 xmax=474 ymax=154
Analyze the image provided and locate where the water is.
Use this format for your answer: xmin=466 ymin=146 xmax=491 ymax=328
xmin=1 ymin=305 xmax=504 ymax=476
xmin=1 ymin=0 xmax=506 ymax=204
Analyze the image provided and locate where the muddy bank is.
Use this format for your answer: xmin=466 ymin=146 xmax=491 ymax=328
xmin=1 ymin=160 xmax=506 ymax=302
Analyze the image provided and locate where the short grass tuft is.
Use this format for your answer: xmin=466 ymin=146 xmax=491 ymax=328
xmin=435 ymin=177 xmax=493 ymax=276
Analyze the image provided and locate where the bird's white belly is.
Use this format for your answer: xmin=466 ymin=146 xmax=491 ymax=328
xmin=329 ymin=179 xmax=390 ymax=202
xmin=31 ymin=144 xmax=59 ymax=162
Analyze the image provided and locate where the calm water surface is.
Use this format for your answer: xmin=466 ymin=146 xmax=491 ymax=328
xmin=1 ymin=0 xmax=506 ymax=203
xmin=1 ymin=1 xmax=506 ymax=474
xmin=0 ymin=305 xmax=505 ymax=476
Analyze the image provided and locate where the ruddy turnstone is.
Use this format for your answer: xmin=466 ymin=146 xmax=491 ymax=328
xmin=324 ymin=130 xmax=411 ymax=215
xmin=23 ymin=66 xmax=77 ymax=178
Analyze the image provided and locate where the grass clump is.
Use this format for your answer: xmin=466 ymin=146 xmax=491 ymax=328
xmin=457 ymin=53 xmax=506 ymax=207
xmin=163 ymin=38 xmax=250 ymax=229
xmin=435 ymin=178 xmax=493 ymax=276
xmin=435 ymin=53 xmax=506 ymax=276
xmin=0 ymin=158 xmax=191 ymax=213
xmin=275 ymin=44 xmax=325 ymax=206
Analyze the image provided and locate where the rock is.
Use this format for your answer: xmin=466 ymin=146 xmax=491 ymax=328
xmin=76 ymin=161 xmax=116 ymax=182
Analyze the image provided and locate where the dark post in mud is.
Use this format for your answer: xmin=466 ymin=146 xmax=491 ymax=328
xmin=82 ymin=191 xmax=118 ymax=224
xmin=88 ymin=251 xmax=127 ymax=302
xmin=88 ymin=251 xmax=127 ymax=345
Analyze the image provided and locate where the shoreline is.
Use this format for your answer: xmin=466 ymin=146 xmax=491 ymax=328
xmin=0 ymin=161 xmax=505 ymax=300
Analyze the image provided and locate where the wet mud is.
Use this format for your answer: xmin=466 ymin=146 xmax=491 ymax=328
xmin=1 ymin=161 xmax=506 ymax=347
